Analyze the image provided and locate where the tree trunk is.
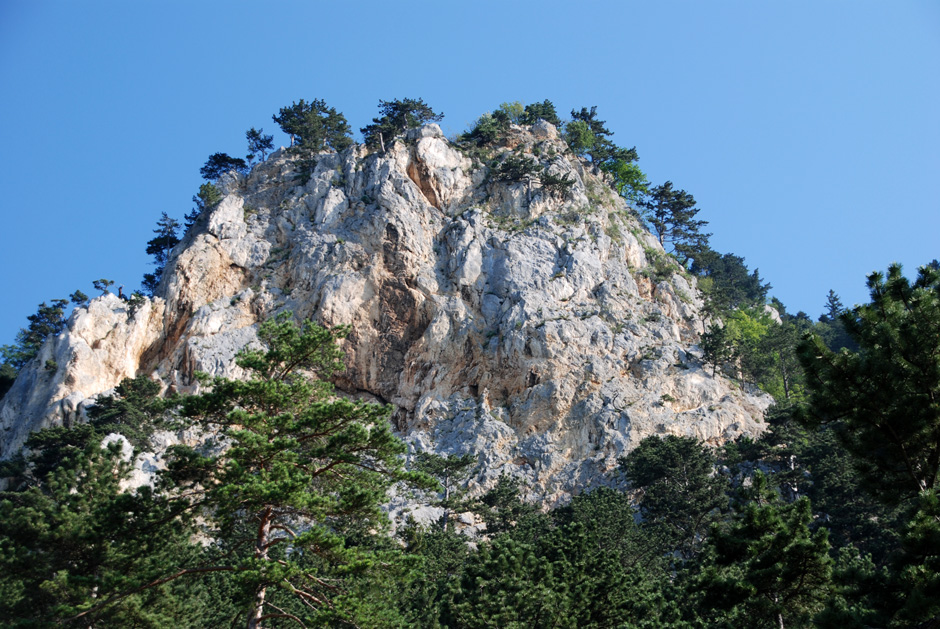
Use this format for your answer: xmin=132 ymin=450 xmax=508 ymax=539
xmin=247 ymin=507 xmax=273 ymax=629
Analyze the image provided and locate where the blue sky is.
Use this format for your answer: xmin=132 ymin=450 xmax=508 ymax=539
xmin=1 ymin=1 xmax=938 ymax=346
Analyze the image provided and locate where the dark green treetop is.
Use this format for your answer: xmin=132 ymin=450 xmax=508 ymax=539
xmin=245 ymin=126 xmax=273 ymax=164
xmin=0 ymin=299 xmax=68 ymax=371
xmin=199 ymin=152 xmax=247 ymax=180
xmin=639 ymin=181 xmax=711 ymax=264
xmin=519 ymin=99 xmax=561 ymax=126
xmin=361 ymin=98 xmax=444 ymax=150
xmin=272 ymin=98 xmax=353 ymax=153
xmin=0 ymin=431 xmax=211 ymax=627
xmin=569 ymin=106 xmax=638 ymax=166
xmin=691 ymin=472 xmax=833 ymax=629
xmin=184 ymin=182 xmax=221 ymax=231
xmin=620 ymin=435 xmax=728 ymax=561
xmin=414 ymin=452 xmax=474 ymax=530
xmin=798 ymin=263 xmax=940 ymax=502
xmin=92 ymin=278 xmax=114 ymax=295
xmin=142 ymin=213 xmax=181 ymax=296
xmin=690 ymin=248 xmax=770 ymax=312
xmin=167 ymin=312 xmax=433 ymax=627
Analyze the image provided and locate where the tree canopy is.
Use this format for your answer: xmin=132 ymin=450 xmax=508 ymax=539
xmin=199 ymin=152 xmax=247 ymax=180
xmin=639 ymin=181 xmax=711 ymax=264
xmin=272 ymin=98 xmax=353 ymax=154
xmin=798 ymin=263 xmax=940 ymax=501
xmin=361 ymin=98 xmax=443 ymax=150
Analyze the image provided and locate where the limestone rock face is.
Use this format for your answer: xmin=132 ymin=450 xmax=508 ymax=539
xmin=0 ymin=126 xmax=771 ymax=501
xmin=0 ymin=295 xmax=164 ymax=456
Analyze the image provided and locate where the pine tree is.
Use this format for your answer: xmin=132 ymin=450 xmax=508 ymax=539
xmin=569 ymin=106 xmax=638 ymax=166
xmin=798 ymin=263 xmax=940 ymax=501
xmin=199 ymin=152 xmax=247 ymax=180
xmin=639 ymin=181 xmax=711 ymax=264
xmin=692 ymin=472 xmax=833 ymax=629
xmin=0 ymin=299 xmax=68 ymax=371
xmin=184 ymin=182 xmax=221 ymax=231
xmin=360 ymin=98 xmax=443 ymax=150
xmin=273 ymin=98 xmax=352 ymax=153
xmin=414 ymin=452 xmax=475 ymax=530
xmin=621 ymin=435 xmax=728 ymax=560
xmin=165 ymin=313 xmax=431 ymax=627
xmin=245 ymin=127 xmax=274 ymax=164
xmin=519 ymin=99 xmax=561 ymax=127
xmin=142 ymin=213 xmax=181 ymax=296
xmin=0 ymin=431 xmax=211 ymax=627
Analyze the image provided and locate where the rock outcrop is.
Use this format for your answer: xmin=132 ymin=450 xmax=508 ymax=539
xmin=0 ymin=122 xmax=771 ymax=502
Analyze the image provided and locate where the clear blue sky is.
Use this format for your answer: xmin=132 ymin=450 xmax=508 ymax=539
xmin=1 ymin=1 xmax=938 ymax=346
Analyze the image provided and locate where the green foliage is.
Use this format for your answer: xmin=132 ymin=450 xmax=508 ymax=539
xmin=444 ymin=516 xmax=677 ymax=628
xmin=414 ymin=451 xmax=474 ymax=529
xmin=199 ymin=152 xmax=247 ymax=180
xmin=568 ymin=106 xmax=638 ymax=166
xmin=0 ymin=299 xmax=68 ymax=371
xmin=601 ymin=157 xmax=650 ymax=204
xmin=0 ymin=362 xmax=16 ymax=400
xmin=69 ymin=290 xmax=89 ymax=307
xmin=92 ymin=278 xmax=114 ymax=295
xmin=538 ymin=171 xmax=575 ymax=198
xmin=0 ymin=437 xmax=210 ymax=627
xmin=142 ymin=212 xmax=181 ymax=296
xmin=272 ymin=98 xmax=353 ymax=156
xmin=86 ymin=376 xmax=175 ymax=450
xmin=563 ymin=119 xmax=594 ymax=155
xmin=639 ymin=181 xmax=711 ymax=263
xmin=185 ymin=182 xmax=222 ymax=231
xmin=245 ymin=126 xmax=273 ymax=164
xmin=519 ymin=99 xmax=561 ymax=127
xmin=620 ymin=435 xmax=728 ymax=560
xmin=497 ymin=101 xmax=525 ymax=123
xmin=691 ymin=472 xmax=833 ymax=628
xmin=170 ymin=312 xmax=431 ymax=626
xmin=490 ymin=154 xmax=540 ymax=183
xmin=462 ymin=109 xmax=511 ymax=146
xmin=471 ymin=474 xmax=544 ymax=539
xmin=361 ymin=97 xmax=444 ymax=149
xmin=691 ymin=248 xmax=771 ymax=312
xmin=798 ymin=262 xmax=940 ymax=502
xmin=701 ymin=308 xmax=806 ymax=401
xmin=145 ymin=212 xmax=180 ymax=268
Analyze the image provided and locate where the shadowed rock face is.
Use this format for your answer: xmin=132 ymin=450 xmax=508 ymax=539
xmin=0 ymin=123 xmax=771 ymax=502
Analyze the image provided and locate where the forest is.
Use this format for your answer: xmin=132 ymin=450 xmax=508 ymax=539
xmin=0 ymin=99 xmax=938 ymax=628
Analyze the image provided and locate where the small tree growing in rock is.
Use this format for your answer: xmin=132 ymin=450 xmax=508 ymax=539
xmin=361 ymin=98 xmax=444 ymax=151
xmin=199 ymin=152 xmax=247 ymax=180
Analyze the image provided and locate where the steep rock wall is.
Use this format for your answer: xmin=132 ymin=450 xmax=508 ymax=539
xmin=0 ymin=123 xmax=771 ymax=501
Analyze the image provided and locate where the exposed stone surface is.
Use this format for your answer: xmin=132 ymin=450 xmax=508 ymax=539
xmin=0 ymin=125 xmax=772 ymax=502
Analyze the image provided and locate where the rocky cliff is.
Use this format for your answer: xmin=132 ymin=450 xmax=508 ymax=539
xmin=0 ymin=121 xmax=770 ymax=503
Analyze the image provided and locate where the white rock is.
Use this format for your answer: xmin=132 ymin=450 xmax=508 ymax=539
xmin=0 ymin=124 xmax=772 ymax=505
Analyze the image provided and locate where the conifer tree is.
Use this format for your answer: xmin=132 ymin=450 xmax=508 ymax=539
xmin=273 ymin=98 xmax=353 ymax=154
xmin=184 ymin=182 xmax=221 ymax=231
xmin=245 ymin=126 xmax=274 ymax=164
xmin=798 ymin=263 xmax=940 ymax=501
xmin=0 ymin=299 xmax=68 ymax=370
xmin=639 ymin=181 xmax=711 ymax=264
xmin=519 ymin=99 xmax=561 ymax=126
xmin=621 ymin=435 xmax=728 ymax=560
xmin=199 ymin=152 xmax=247 ymax=180
xmin=414 ymin=451 xmax=475 ymax=530
xmin=361 ymin=98 xmax=443 ymax=150
xmin=569 ymin=106 xmax=638 ymax=166
xmin=165 ymin=313 xmax=431 ymax=627
xmin=142 ymin=213 xmax=180 ymax=296
xmin=692 ymin=472 xmax=833 ymax=629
